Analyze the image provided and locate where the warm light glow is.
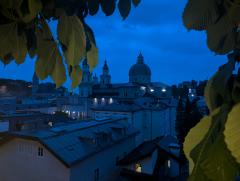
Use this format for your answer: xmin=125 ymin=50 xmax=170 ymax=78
xmin=135 ymin=163 xmax=142 ymax=173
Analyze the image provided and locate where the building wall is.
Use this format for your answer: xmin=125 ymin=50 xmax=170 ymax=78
xmin=70 ymin=137 xmax=136 ymax=181
xmin=93 ymin=108 xmax=176 ymax=146
xmin=0 ymin=138 xmax=70 ymax=181
xmin=70 ymin=137 xmax=135 ymax=181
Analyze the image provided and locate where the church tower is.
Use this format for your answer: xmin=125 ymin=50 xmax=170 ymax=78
xmin=100 ymin=60 xmax=111 ymax=87
xmin=129 ymin=53 xmax=151 ymax=84
xmin=79 ymin=59 xmax=93 ymax=97
xmin=93 ymin=73 xmax=99 ymax=84
xmin=32 ymin=72 xmax=39 ymax=95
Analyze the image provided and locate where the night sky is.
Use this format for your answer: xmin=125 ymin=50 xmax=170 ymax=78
xmin=0 ymin=0 xmax=227 ymax=88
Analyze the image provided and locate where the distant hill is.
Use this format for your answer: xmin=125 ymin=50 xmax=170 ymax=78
xmin=0 ymin=79 xmax=31 ymax=97
xmin=0 ymin=79 xmax=67 ymax=97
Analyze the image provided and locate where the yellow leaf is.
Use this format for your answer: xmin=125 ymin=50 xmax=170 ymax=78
xmin=51 ymin=53 xmax=67 ymax=88
xmin=21 ymin=0 xmax=42 ymax=23
xmin=35 ymin=20 xmax=57 ymax=80
xmin=87 ymin=42 xmax=98 ymax=72
xmin=13 ymin=32 xmax=27 ymax=65
xmin=184 ymin=108 xmax=220 ymax=173
xmin=57 ymin=15 xmax=86 ymax=66
xmin=0 ymin=22 xmax=27 ymax=65
xmin=70 ymin=66 xmax=83 ymax=89
xmin=224 ymin=103 xmax=240 ymax=164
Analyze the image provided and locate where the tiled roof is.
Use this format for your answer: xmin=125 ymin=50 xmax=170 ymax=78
xmin=1 ymin=118 xmax=139 ymax=167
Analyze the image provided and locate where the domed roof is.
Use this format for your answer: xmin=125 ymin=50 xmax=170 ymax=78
xmin=129 ymin=53 xmax=151 ymax=77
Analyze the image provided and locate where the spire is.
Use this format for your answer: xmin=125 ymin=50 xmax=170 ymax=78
xmin=137 ymin=52 xmax=144 ymax=64
xmin=103 ymin=59 xmax=109 ymax=70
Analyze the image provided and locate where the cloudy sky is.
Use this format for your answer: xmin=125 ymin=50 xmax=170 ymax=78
xmin=0 ymin=0 xmax=227 ymax=87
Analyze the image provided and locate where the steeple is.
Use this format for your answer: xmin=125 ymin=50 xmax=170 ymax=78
xmin=100 ymin=59 xmax=111 ymax=86
xmin=103 ymin=60 xmax=109 ymax=74
xmin=137 ymin=52 xmax=144 ymax=64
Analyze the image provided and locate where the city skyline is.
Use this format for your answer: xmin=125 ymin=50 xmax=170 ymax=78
xmin=0 ymin=0 xmax=226 ymax=88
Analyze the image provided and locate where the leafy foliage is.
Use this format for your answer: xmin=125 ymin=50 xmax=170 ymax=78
xmin=183 ymin=0 xmax=240 ymax=179
xmin=183 ymin=0 xmax=240 ymax=55
xmin=0 ymin=0 xmax=141 ymax=88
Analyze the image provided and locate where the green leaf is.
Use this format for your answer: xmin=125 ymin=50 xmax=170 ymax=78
xmin=0 ymin=22 xmax=27 ymax=65
xmin=58 ymin=15 xmax=86 ymax=66
xmin=207 ymin=15 xmax=236 ymax=55
xmin=0 ymin=0 xmax=22 ymax=9
xmin=132 ymin=0 xmax=141 ymax=7
xmin=100 ymin=0 xmax=116 ymax=16
xmin=184 ymin=113 xmax=214 ymax=173
xmin=20 ymin=0 xmax=42 ymax=23
xmin=87 ymin=42 xmax=98 ymax=72
xmin=70 ymin=65 xmax=83 ymax=89
xmin=188 ymin=105 xmax=239 ymax=181
xmin=35 ymin=20 xmax=57 ymax=80
xmin=51 ymin=52 xmax=67 ymax=88
xmin=224 ymin=103 xmax=240 ymax=164
xmin=87 ymin=0 xmax=99 ymax=16
xmin=204 ymin=57 xmax=235 ymax=112
xmin=183 ymin=0 xmax=219 ymax=30
xmin=118 ymin=0 xmax=131 ymax=20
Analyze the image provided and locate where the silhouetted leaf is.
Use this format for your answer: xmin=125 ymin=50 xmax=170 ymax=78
xmin=207 ymin=15 xmax=236 ymax=55
xmin=204 ymin=57 xmax=235 ymax=112
xmin=118 ymin=0 xmax=131 ymax=20
xmin=183 ymin=0 xmax=219 ymax=30
xmin=87 ymin=0 xmax=99 ymax=16
xmin=132 ymin=0 xmax=141 ymax=7
xmin=100 ymin=0 xmax=116 ymax=16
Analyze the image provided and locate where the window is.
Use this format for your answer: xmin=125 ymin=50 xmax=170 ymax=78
xmin=135 ymin=163 xmax=142 ymax=173
xmin=94 ymin=168 xmax=99 ymax=181
xmin=167 ymin=160 xmax=171 ymax=168
xmin=38 ymin=147 xmax=43 ymax=157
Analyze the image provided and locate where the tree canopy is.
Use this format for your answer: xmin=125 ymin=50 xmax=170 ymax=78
xmin=183 ymin=0 xmax=240 ymax=180
xmin=0 ymin=0 xmax=141 ymax=88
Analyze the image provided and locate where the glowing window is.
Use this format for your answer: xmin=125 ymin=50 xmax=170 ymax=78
xmin=135 ymin=163 xmax=142 ymax=173
xmin=109 ymin=98 xmax=113 ymax=104
xmin=167 ymin=160 xmax=171 ymax=168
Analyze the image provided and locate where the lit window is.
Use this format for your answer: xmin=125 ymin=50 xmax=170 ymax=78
xmin=135 ymin=163 xmax=142 ymax=173
xmin=94 ymin=168 xmax=99 ymax=181
xmin=167 ymin=160 xmax=171 ymax=168
xmin=109 ymin=98 xmax=113 ymax=104
xmin=162 ymin=88 xmax=166 ymax=92
xmin=38 ymin=147 xmax=43 ymax=157
xmin=48 ymin=122 xmax=53 ymax=127
xmin=150 ymin=88 xmax=154 ymax=92
xmin=140 ymin=86 xmax=146 ymax=91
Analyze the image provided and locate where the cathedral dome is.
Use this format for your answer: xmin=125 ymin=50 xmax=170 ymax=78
xmin=129 ymin=53 xmax=151 ymax=84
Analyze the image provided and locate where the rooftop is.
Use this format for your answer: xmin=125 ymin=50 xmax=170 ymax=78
xmin=0 ymin=117 xmax=139 ymax=167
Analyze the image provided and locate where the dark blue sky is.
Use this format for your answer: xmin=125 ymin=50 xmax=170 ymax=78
xmin=0 ymin=0 xmax=227 ymax=87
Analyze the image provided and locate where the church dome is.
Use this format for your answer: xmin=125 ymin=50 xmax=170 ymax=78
xmin=129 ymin=53 xmax=151 ymax=84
